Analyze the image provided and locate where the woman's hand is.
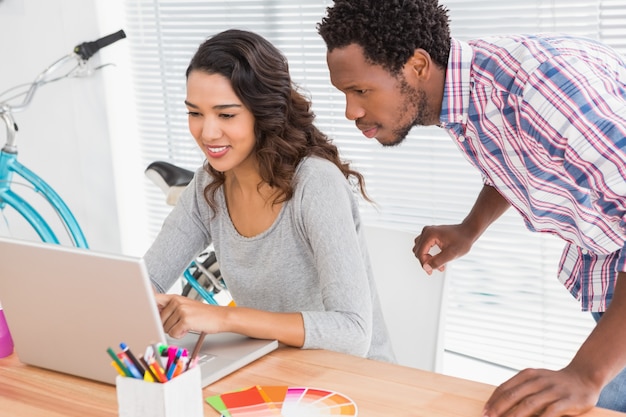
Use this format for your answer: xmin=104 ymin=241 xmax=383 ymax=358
xmin=155 ymin=293 xmax=224 ymax=338
xmin=155 ymin=293 xmax=305 ymax=346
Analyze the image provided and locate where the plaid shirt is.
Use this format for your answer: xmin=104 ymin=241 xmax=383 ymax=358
xmin=440 ymin=36 xmax=626 ymax=311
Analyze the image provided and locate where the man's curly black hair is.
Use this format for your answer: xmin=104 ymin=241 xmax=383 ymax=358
xmin=317 ymin=0 xmax=451 ymax=74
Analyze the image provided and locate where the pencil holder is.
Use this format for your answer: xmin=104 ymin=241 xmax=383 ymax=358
xmin=116 ymin=365 xmax=203 ymax=417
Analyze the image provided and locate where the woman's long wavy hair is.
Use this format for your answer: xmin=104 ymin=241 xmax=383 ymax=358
xmin=186 ymin=29 xmax=369 ymax=212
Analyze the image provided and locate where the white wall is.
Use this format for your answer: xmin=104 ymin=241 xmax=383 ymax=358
xmin=94 ymin=0 xmax=151 ymax=256
xmin=0 ymin=0 xmax=144 ymax=254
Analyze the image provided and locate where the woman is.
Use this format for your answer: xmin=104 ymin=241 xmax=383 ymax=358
xmin=146 ymin=29 xmax=395 ymax=362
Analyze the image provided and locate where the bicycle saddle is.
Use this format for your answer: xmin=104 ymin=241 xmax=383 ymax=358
xmin=145 ymin=161 xmax=194 ymax=206
xmin=145 ymin=161 xmax=194 ymax=187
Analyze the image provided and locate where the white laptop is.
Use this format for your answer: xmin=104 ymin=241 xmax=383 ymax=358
xmin=0 ymin=237 xmax=277 ymax=386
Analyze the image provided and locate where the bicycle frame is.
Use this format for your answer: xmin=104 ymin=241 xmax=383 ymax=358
xmin=0 ymin=30 xmax=125 ymax=248
xmin=0 ymin=147 xmax=88 ymax=247
xmin=183 ymin=268 xmax=218 ymax=305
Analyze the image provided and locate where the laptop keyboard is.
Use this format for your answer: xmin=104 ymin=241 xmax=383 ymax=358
xmin=197 ymin=353 xmax=216 ymax=365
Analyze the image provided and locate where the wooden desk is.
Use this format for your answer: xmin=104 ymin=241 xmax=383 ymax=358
xmin=0 ymin=347 xmax=623 ymax=417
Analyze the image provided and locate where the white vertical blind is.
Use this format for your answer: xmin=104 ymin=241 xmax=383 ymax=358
xmin=600 ymin=0 xmax=626 ymax=56
xmin=122 ymin=0 xmax=624 ymax=371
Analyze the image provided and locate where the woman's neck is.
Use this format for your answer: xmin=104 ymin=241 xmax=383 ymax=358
xmin=224 ymin=165 xmax=282 ymax=237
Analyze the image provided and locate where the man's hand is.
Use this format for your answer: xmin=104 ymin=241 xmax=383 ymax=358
xmin=413 ymin=185 xmax=511 ymax=274
xmin=412 ymin=223 xmax=474 ymax=274
xmin=483 ymin=366 xmax=600 ymax=417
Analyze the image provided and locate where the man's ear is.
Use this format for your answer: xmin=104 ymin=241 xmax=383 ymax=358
xmin=405 ymin=48 xmax=432 ymax=81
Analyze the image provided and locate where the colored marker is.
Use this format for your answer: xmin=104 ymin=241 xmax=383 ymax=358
xmin=119 ymin=353 xmax=142 ymax=379
xmin=172 ymin=357 xmax=185 ymax=378
xmin=120 ymin=343 xmax=145 ymax=377
xmin=144 ymin=345 xmax=155 ymax=363
xmin=166 ymin=345 xmax=178 ymax=370
xmin=111 ymin=361 xmax=126 ymax=377
xmin=140 ymin=356 xmax=159 ymax=383
xmin=151 ymin=343 xmax=166 ymax=369
xmin=106 ymin=347 xmax=132 ymax=377
xmin=148 ymin=356 xmax=168 ymax=383
xmin=166 ymin=348 xmax=182 ymax=380
xmin=143 ymin=369 xmax=155 ymax=382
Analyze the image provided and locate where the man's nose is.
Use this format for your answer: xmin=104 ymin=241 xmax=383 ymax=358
xmin=345 ymin=97 xmax=365 ymax=121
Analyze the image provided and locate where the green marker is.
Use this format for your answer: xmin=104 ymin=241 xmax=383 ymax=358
xmin=106 ymin=347 xmax=132 ymax=377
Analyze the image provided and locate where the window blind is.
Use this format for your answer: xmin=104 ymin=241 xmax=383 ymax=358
xmin=122 ymin=0 xmax=621 ymax=372
xmin=600 ymin=0 xmax=626 ymax=56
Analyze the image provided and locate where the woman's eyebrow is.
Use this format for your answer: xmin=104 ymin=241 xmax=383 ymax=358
xmin=184 ymin=100 xmax=242 ymax=110
xmin=214 ymin=103 xmax=242 ymax=110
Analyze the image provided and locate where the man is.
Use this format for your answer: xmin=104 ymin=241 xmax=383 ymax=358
xmin=317 ymin=1 xmax=626 ymax=417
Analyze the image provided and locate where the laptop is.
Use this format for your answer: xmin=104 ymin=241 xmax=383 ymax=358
xmin=0 ymin=237 xmax=278 ymax=386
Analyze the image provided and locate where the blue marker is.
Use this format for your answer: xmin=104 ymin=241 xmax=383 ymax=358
xmin=166 ymin=348 xmax=182 ymax=380
xmin=120 ymin=342 xmax=145 ymax=377
xmin=121 ymin=355 xmax=143 ymax=379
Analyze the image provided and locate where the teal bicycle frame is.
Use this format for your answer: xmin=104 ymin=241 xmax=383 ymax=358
xmin=0 ymin=147 xmax=88 ymax=247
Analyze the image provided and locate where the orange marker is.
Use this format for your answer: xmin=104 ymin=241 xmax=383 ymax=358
xmin=172 ymin=357 xmax=185 ymax=378
xmin=148 ymin=357 xmax=168 ymax=383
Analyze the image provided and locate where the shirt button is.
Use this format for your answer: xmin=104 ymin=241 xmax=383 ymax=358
xmin=581 ymin=249 xmax=588 ymax=255
xmin=458 ymin=136 xmax=466 ymax=142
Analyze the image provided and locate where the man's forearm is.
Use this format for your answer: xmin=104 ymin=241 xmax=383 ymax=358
xmin=461 ymin=184 xmax=511 ymax=241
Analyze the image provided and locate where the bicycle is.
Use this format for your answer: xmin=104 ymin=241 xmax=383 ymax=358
xmin=0 ymin=30 xmax=226 ymax=307
xmin=0 ymin=30 xmax=126 ymax=248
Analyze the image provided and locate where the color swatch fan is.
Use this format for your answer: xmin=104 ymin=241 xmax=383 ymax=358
xmin=207 ymin=385 xmax=358 ymax=416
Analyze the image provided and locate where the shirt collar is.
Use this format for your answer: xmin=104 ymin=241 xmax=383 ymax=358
xmin=440 ymin=38 xmax=473 ymax=127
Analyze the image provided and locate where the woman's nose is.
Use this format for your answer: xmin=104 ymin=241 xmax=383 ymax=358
xmin=201 ymin=119 xmax=222 ymax=141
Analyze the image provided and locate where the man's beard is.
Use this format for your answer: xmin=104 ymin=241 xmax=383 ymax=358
xmin=385 ymin=80 xmax=432 ymax=147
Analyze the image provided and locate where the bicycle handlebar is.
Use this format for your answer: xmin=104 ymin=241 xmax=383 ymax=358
xmin=1 ymin=29 xmax=126 ymax=151
xmin=73 ymin=29 xmax=126 ymax=60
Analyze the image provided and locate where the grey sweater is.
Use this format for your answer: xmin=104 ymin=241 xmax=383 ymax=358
xmin=145 ymin=156 xmax=396 ymax=362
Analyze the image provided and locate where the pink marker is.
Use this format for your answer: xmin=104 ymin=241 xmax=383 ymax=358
xmin=166 ymin=345 xmax=178 ymax=370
